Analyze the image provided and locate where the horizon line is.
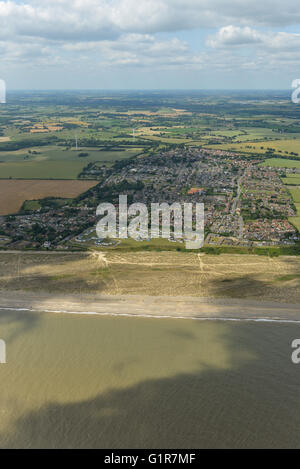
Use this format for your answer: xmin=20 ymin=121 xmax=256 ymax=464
xmin=5 ymin=88 xmax=293 ymax=92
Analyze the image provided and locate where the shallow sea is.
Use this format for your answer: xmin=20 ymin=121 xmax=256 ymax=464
xmin=0 ymin=309 xmax=300 ymax=448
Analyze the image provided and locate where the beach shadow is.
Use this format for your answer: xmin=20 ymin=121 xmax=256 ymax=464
xmin=0 ymin=309 xmax=40 ymax=343
xmin=208 ymin=275 xmax=272 ymax=299
xmin=1 ymin=322 xmax=300 ymax=449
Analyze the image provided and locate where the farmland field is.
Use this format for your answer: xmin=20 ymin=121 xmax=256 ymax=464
xmin=289 ymin=217 xmax=300 ymax=231
xmin=261 ymin=158 xmax=300 ymax=169
xmin=0 ymin=147 xmax=141 ymax=179
xmin=205 ymin=139 xmax=300 ymax=155
xmin=287 ymin=187 xmax=300 ymax=204
xmin=279 ymin=174 xmax=300 ymax=230
xmin=229 ymin=127 xmax=299 ymax=141
xmin=139 ymin=126 xmax=300 ymax=146
xmin=0 ymin=179 xmax=98 ymax=215
xmin=282 ymin=175 xmax=300 ymax=185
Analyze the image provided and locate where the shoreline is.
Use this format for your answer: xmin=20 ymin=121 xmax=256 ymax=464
xmin=0 ymin=290 xmax=299 ymax=323
xmin=1 ymin=306 xmax=300 ymax=324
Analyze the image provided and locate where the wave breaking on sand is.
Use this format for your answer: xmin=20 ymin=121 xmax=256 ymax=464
xmin=1 ymin=305 xmax=300 ymax=324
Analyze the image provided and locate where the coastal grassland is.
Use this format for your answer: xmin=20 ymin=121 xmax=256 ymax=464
xmin=70 ymin=237 xmax=185 ymax=251
xmin=0 ymin=180 xmax=98 ymax=215
xmin=0 ymin=147 xmax=141 ymax=179
xmin=0 ymin=251 xmax=299 ymax=303
xmin=69 ymin=235 xmax=300 ymax=256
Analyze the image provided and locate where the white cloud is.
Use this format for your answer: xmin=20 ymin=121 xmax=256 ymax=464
xmin=208 ymin=26 xmax=300 ymax=50
xmin=207 ymin=26 xmax=264 ymax=47
xmin=61 ymin=34 xmax=189 ymax=67
xmin=0 ymin=0 xmax=300 ymax=87
xmin=1 ymin=0 xmax=300 ymax=43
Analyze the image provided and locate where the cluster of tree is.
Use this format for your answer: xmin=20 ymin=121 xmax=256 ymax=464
xmin=0 ymin=136 xmax=58 ymax=151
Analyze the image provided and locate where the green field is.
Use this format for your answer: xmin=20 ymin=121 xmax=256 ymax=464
xmin=261 ymin=158 xmax=300 ymax=169
xmin=0 ymin=147 xmax=141 ymax=179
xmin=288 ymin=187 xmax=300 ymax=204
xmin=289 ymin=216 xmax=300 ymax=231
xmin=279 ymin=174 xmax=300 ymax=231
xmin=205 ymin=139 xmax=300 ymax=155
xmin=292 ymin=198 xmax=300 ymax=231
xmin=282 ymin=175 xmax=300 ymax=185
xmin=236 ymin=128 xmax=300 ymax=142
xmin=22 ymin=200 xmax=42 ymax=211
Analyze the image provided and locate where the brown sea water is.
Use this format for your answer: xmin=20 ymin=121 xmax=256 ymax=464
xmin=0 ymin=309 xmax=300 ymax=448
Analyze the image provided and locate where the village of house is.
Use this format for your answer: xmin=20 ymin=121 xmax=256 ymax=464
xmin=0 ymin=147 xmax=299 ymax=250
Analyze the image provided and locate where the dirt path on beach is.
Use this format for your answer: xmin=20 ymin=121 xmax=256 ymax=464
xmin=0 ymin=251 xmax=299 ymax=306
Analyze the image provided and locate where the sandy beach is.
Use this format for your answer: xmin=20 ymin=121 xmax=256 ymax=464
xmin=0 ymin=290 xmax=299 ymax=322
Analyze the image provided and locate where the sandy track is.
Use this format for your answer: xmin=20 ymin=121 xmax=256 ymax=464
xmin=0 ymin=251 xmax=299 ymax=303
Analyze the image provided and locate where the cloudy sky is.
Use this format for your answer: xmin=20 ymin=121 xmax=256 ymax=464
xmin=0 ymin=0 xmax=300 ymax=89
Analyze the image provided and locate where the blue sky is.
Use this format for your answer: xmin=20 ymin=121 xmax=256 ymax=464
xmin=0 ymin=0 xmax=300 ymax=89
